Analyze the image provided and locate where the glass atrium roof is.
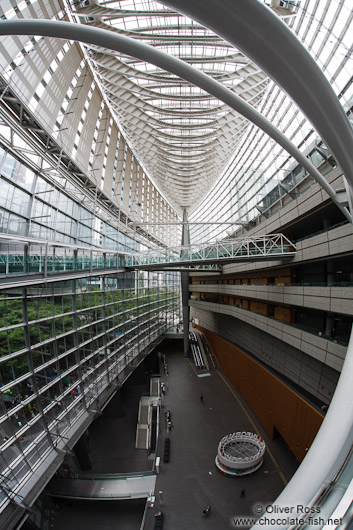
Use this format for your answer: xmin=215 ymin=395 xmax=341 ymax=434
xmin=2 ymin=0 xmax=350 ymax=225
xmin=72 ymin=0 xmax=272 ymax=212
xmin=70 ymin=0 xmax=353 ymax=219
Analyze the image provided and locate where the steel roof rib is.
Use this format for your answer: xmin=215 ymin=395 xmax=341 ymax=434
xmin=73 ymin=0 xmax=268 ymax=211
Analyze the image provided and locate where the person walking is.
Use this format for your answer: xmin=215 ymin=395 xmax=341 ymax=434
xmin=200 ymin=395 xmax=204 ymax=403
xmin=203 ymin=506 xmax=211 ymax=516
xmin=240 ymin=489 xmax=245 ymax=497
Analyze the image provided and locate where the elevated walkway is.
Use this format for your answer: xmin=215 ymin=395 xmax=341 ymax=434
xmin=125 ymin=233 xmax=296 ymax=269
xmin=46 ymin=472 xmax=156 ymax=500
xmin=0 ymin=233 xmax=295 ymax=287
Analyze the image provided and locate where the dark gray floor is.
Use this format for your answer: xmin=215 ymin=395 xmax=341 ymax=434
xmin=50 ymin=340 xmax=299 ymax=530
xmin=144 ymin=341 xmax=298 ymax=530
xmin=52 ymin=498 xmax=145 ymax=529
xmin=88 ymin=374 xmax=153 ymax=473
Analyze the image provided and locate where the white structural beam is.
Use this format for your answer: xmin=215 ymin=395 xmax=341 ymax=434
xmin=125 ymin=233 xmax=296 ymax=268
xmin=128 ymin=221 xmax=249 ymax=226
xmin=0 ymin=19 xmax=350 ymax=224
xmin=160 ymin=0 xmax=353 ymax=198
xmin=154 ymin=4 xmax=353 ymax=526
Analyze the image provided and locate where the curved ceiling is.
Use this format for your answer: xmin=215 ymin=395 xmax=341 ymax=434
xmin=72 ymin=0 xmax=276 ymax=213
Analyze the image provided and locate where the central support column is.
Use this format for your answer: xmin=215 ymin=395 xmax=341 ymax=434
xmin=180 ymin=209 xmax=190 ymax=357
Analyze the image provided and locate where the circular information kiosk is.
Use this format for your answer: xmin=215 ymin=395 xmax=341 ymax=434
xmin=215 ymin=432 xmax=265 ymax=477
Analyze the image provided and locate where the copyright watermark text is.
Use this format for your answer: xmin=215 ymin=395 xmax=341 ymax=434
xmin=232 ymin=504 xmax=342 ymax=528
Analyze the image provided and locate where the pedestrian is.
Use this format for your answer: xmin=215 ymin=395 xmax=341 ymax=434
xmin=240 ymin=489 xmax=245 ymax=497
xmin=200 ymin=395 xmax=204 ymax=403
xmin=203 ymin=506 xmax=211 ymax=516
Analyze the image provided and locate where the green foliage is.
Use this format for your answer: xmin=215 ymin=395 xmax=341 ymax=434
xmin=0 ymin=285 xmax=181 ymax=382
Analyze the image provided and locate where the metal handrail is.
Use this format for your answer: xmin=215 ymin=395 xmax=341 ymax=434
xmin=126 ymin=234 xmax=296 ymax=268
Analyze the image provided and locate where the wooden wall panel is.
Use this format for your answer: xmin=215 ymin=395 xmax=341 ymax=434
xmin=197 ymin=326 xmax=324 ymax=461
xmin=275 ymin=276 xmax=292 ymax=285
xmin=250 ymin=301 xmax=268 ymax=315
xmin=274 ymin=306 xmax=294 ymax=323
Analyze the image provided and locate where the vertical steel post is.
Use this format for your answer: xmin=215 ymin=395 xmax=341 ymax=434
xmin=181 ymin=209 xmax=190 ymax=357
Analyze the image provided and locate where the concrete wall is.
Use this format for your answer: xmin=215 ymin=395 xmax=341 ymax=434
xmin=190 ymin=304 xmax=340 ymax=404
xmin=189 ymin=166 xmax=351 ymax=416
xmin=190 ymin=284 xmax=353 ymax=316
xmin=234 ymin=166 xmax=345 ymax=241
xmin=223 ymin=222 xmax=353 ymax=276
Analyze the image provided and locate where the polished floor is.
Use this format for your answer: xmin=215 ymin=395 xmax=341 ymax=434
xmin=50 ymin=339 xmax=299 ymax=530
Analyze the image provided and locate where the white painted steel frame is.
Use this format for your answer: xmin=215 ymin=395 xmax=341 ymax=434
xmin=187 ymin=1 xmax=353 ymax=245
xmin=0 ymin=271 xmax=180 ymax=525
xmin=218 ymin=432 xmax=265 ymax=468
xmin=161 ymin=0 xmax=353 ymax=195
xmin=71 ymin=1 xmax=268 ymax=212
xmin=0 ymin=8 xmax=352 ymax=529
xmin=0 ymin=20 xmax=350 ymax=224
xmin=0 ymin=85 xmax=170 ymax=250
xmin=126 ymin=233 xmax=296 ymax=267
xmin=157 ymin=2 xmax=353 ymax=527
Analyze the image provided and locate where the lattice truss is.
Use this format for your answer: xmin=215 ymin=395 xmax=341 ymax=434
xmin=72 ymin=0 xmax=269 ymax=213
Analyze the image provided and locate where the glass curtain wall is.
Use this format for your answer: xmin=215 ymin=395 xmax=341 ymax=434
xmin=0 ymin=271 xmax=180 ymax=507
xmin=189 ymin=0 xmax=353 ymax=244
xmin=0 ymin=144 xmax=181 ymax=509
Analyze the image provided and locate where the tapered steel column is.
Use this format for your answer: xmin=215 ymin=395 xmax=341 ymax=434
xmin=180 ymin=209 xmax=190 ymax=357
xmin=153 ymin=6 xmax=353 ymax=524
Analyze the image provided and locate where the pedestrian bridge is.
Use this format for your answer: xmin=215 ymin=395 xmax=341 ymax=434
xmin=124 ymin=233 xmax=296 ymax=269
xmin=46 ymin=471 xmax=156 ymax=500
xmin=0 ymin=233 xmax=295 ymax=286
